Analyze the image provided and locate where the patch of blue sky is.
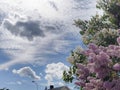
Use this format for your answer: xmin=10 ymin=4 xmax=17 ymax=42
xmin=0 ymin=50 xmax=11 ymax=63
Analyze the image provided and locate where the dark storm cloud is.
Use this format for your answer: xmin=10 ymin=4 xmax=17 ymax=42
xmin=3 ymin=20 xmax=45 ymax=40
xmin=44 ymin=23 xmax=62 ymax=34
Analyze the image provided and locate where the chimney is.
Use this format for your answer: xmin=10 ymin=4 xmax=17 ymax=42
xmin=44 ymin=86 xmax=47 ymax=90
xmin=50 ymin=85 xmax=54 ymax=89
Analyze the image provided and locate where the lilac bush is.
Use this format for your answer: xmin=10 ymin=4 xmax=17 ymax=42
xmin=75 ymin=37 xmax=120 ymax=90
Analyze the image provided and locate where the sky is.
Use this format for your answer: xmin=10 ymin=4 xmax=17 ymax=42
xmin=0 ymin=0 xmax=101 ymax=90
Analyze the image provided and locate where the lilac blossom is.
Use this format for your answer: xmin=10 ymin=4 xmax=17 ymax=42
xmin=113 ymin=63 xmax=120 ymax=71
xmin=74 ymin=37 xmax=120 ymax=90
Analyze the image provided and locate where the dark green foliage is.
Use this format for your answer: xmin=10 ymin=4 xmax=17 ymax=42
xmin=74 ymin=14 xmax=119 ymax=46
xmin=97 ymin=0 xmax=120 ymax=28
xmin=75 ymin=14 xmax=117 ymax=35
xmin=62 ymin=52 xmax=87 ymax=83
xmin=63 ymin=67 xmax=74 ymax=83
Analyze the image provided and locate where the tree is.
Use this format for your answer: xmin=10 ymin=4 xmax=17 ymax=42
xmin=74 ymin=0 xmax=120 ymax=46
xmin=62 ymin=0 xmax=120 ymax=89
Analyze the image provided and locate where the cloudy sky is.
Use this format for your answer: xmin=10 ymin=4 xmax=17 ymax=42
xmin=0 ymin=0 xmax=100 ymax=90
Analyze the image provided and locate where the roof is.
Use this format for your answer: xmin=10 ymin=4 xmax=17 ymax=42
xmin=48 ymin=86 xmax=70 ymax=90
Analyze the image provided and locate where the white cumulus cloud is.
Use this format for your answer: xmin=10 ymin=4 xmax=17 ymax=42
xmin=45 ymin=62 xmax=69 ymax=85
xmin=12 ymin=67 xmax=40 ymax=80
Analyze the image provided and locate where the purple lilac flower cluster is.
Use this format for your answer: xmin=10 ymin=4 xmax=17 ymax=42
xmin=75 ymin=37 xmax=120 ymax=90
